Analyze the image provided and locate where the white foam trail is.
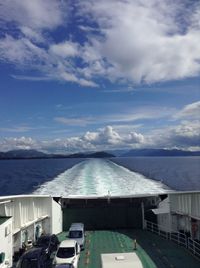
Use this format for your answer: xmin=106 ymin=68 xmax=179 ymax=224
xmin=33 ymin=159 xmax=171 ymax=196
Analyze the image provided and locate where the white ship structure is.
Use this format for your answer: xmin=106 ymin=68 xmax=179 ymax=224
xmin=0 ymin=191 xmax=200 ymax=267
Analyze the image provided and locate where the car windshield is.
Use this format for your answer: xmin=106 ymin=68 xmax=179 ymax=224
xmin=69 ymin=231 xmax=82 ymax=238
xmin=21 ymin=259 xmax=38 ymax=268
xmin=56 ymin=247 xmax=75 ymax=258
xmin=36 ymin=237 xmax=50 ymax=246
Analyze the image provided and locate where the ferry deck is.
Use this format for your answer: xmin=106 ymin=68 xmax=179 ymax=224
xmin=0 ymin=192 xmax=200 ymax=267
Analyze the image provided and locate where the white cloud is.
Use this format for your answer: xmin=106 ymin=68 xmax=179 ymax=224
xmin=0 ymin=137 xmax=39 ymax=151
xmin=83 ymin=126 xmax=122 ymax=145
xmin=53 ymin=106 xmax=175 ymax=129
xmin=54 ymin=117 xmax=92 ymax=127
xmin=11 ymin=75 xmax=51 ymax=81
xmin=59 ymin=72 xmax=80 ymax=83
xmin=102 ymin=87 xmax=134 ymax=93
xmin=174 ymin=101 xmax=200 ymax=119
xmin=50 ymin=41 xmax=80 ymax=58
xmin=78 ymin=0 xmax=200 ymax=84
xmin=103 ymin=106 xmax=175 ymax=124
xmin=170 ymin=120 xmax=200 ymax=147
xmin=128 ymin=132 xmax=145 ymax=144
xmin=109 ymin=124 xmax=143 ymax=133
xmin=0 ymin=126 xmax=145 ymax=153
xmin=1 ymin=101 xmax=199 ymax=152
xmin=0 ymin=126 xmax=34 ymax=133
xmin=0 ymin=0 xmax=67 ymax=30
xmin=58 ymin=72 xmax=98 ymax=87
xmin=0 ymin=1 xmax=96 ymax=86
xmin=78 ymin=78 xmax=98 ymax=87
xmin=0 ymin=35 xmax=98 ymax=87
xmin=147 ymin=119 xmax=200 ymax=149
xmin=20 ymin=26 xmax=44 ymax=43
xmin=0 ymin=35 xmax=48 ymax=66
xmin=0 ymin=0 xmax=200 ymax=86
xmin=0 ymin=116 xmax=200 ymax=153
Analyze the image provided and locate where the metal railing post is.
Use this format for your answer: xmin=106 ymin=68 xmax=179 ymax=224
xmin=145 ymin=220 xmax=200 ymax=260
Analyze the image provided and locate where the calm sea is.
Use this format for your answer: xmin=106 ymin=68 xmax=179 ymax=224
xmin=0 ymin=157 xmax=199 ymax=196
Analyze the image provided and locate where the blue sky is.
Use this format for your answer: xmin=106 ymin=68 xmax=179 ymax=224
xmin=0 ymin=0 xmax=199 ymax=153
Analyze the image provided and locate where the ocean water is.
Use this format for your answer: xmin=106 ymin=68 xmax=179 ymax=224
xmin=0 ymin=158 xmax=84 ymax=196
xmin=112 ymin=157 xmax=200 ymax=191
xmin=0 ymin=157 xmax=199 ymax=196
xmin=33 ymin=158 xmax=170 ymax=196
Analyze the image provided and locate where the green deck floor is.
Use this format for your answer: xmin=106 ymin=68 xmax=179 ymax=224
xmin=57 ymin=230 xmax=200 ymax=268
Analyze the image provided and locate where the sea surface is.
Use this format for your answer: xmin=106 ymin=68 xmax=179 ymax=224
xmin=0 ymin=157 xmax=199 ymax=196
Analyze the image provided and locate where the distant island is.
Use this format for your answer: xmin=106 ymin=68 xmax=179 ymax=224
xmin=0 ymin=149 xmax=115 ymax=160
xmin=122 ymin=148 xmax=200 ymax=157
xmin=0 ymin=148 xmax=200 ymax=160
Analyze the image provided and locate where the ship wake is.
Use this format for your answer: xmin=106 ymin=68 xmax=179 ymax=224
xmin=33 ymin=159 xmax=171 ymax=196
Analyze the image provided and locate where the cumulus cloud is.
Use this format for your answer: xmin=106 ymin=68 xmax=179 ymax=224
xmin=0 ymin=137 xmax=40 ymax=151
xmin=1 ymin=101 xmax=199 ymax=152
xmin=0 ymin=0 xmax=200 ymax=86
xmin=83 ymin=126 xmax=122 ymax=145
xmin=77 ymin=0 xmax=200 ymax=84
xmin=1 ymin=117 xmax=200 ymax=153
xmin=148 ymin=118 xmax=200 ymax=150
xmin=0 ymin=126 xmax=145 ymax=153
xmin=127 ymin=132 xmax=145 ymax=144
xmin=168 ymin=121 xmax=200 ymax=147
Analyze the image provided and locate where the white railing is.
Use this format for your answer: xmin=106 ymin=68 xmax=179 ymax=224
xmin=145 ymin=220 xmax=200 ymax=259
xmin=146 ymin=220 xmax=171 ymax=240
xmin=169 ymin=231 xmax=187 ymax=247
xmin=188 ymin=238 xmax=200 ymax=259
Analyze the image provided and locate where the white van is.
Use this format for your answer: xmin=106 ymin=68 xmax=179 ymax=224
xmin=68 ymin=223 xmax=85 ymax=250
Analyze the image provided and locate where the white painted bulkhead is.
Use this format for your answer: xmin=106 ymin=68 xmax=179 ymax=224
xmin=0 ymin=195 xmax=62 ymax=259
xmin=155 ymin=192 xmax=200 ymax=239
xmin=0 ymin=217 xmax=12 ymax=268
xmin=154 ymin=197 xmax=171 ymax=232
xmin=51 ymin=198 xmax=62 ymax=235
xmin=169 ymin=192 xmax=200 ymax=239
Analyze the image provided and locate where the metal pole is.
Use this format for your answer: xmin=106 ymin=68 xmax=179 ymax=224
xmin=141 ymin=202 xmax=145 ymax=229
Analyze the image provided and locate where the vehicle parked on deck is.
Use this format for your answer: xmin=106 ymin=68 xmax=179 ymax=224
xmin=34 ymin=234 xmax=60 ymax=257
xmin=68 ymin=223 xmax=85 ymax=249
xmin=53 ymin=240 xmax=80 ymax=268
xmin=16 ymin=247 xmax=49 ymax=268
